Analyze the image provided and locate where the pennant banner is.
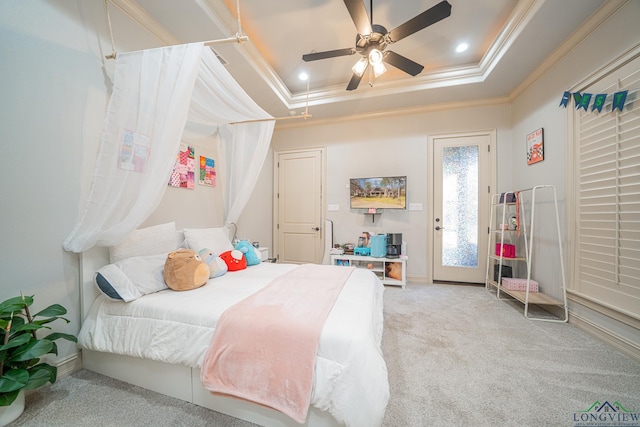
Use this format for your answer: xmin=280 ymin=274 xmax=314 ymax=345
xmin=592 ymin=94 xmax=607 ymax=112
xmin=560 ymin=90 xmax=629 ymax=112
xmin=612 ymin=91 xmax=628 ymax=111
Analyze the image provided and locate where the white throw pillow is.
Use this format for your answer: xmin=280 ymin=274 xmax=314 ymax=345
xmin=95 ymin=254 xmax=168 ymax=302
xmin=109 ymin=222 xmax=179 ymax=263
xmin=184 ymin=226 xmax=234 ymax=255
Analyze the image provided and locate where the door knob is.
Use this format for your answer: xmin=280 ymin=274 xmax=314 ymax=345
xmin=312 ymin=227 xmax=320 ymax=231
xmin=435 ymin=226 xmax=443 ymax=231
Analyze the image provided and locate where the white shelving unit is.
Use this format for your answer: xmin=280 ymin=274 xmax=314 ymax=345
xmin=331 ymin=254 xmax=406 ymax=288
xmin=485 ymin=185 xmax=568 ymax=322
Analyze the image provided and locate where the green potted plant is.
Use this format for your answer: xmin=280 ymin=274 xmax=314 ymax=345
xmin=0 ymin=294 xmax=77 ymax=421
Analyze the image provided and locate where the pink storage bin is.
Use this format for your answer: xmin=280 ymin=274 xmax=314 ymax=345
xmin=495 ymin=243 xmax=516 ymax=258
xmin=502 ymin=278 xmax=539 ymax=292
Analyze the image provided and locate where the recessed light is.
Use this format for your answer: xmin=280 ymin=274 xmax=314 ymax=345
xmin=456 ymin=43 xmax=468 ymax=53
xmin=298 ymin=72 xmax=309 ymax=81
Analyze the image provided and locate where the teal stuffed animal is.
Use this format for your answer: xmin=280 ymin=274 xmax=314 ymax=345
xmin=234 ymin=240 xmax=261 ymax=266
xmin=198 ymin=248 xmax=228 ymax=278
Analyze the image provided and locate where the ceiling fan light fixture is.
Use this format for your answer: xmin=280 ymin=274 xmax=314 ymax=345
xmin=352 ymin=57 xmax=368 ymax=77
xmin=368 ymin=49 xmax=384 ymax=65
xmin=372 ymin=61 xmax=387 ymax=78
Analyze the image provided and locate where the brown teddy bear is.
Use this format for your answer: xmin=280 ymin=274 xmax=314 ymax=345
xmin=164 ymin=249 xmax=210 ymax=291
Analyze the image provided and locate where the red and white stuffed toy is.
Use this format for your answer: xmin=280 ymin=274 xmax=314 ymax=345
xmin=219 ymin=249 xmax=247 ymax=271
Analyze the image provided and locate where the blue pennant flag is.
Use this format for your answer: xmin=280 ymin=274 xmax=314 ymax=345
xmin=559 ymin=91 xmax=571 ymax=108
xmin=612 ymin=90 xmax=628 ymax=111
xmin=592 ymin=94 xmax=607 ymax=112
xmin=579 ymin=93 xmax=592 ymax=111
xmin=573 ymin=92 xmax=582 ymax=109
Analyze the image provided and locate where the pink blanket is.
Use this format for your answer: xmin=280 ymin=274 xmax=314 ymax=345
xmin=200 ymin=264 xmax=355 ymax=424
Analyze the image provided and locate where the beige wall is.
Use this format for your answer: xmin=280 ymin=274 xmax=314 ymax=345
xmin=141 ymin=135 xmax=225 ymax=231
xmin=263 ymin=104 xmax=513 ymax=280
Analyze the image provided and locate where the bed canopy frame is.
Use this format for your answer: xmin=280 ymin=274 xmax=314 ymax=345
xmin=101 ymin=0 xmax=311 ymax=123
xmin=62 ymin=41 xmax=275 ymax=253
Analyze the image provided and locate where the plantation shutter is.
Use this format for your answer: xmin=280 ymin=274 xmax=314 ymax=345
xmin=573 ymin=55 xmax=640 ymax=316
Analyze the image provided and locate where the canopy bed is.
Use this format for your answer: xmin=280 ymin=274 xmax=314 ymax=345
xmin=64 ymin=43 xmax=389 ymax=426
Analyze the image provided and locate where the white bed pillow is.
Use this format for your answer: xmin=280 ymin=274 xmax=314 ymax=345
xmin=184 ymin=226 xmax=234 ymax=255
xmin=109 ymin=222 xmax=180 ymax=263
xmin=95 ymin=254 xmax=168 ymax=302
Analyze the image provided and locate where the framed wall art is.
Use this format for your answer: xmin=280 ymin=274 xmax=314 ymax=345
xmin=168 ymin=145 xmax=195 ymax=189
xmin=526 ymin=128 xmax=544 ymax=165
xmin=199 ymin=155 xmax=216 ymax=186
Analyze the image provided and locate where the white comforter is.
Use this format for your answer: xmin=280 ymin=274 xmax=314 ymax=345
xmin=78 ymin=262 xmax=389 ymax=426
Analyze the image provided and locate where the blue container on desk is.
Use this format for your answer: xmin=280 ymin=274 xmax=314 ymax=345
xmin=354 ymin=247 xmax=371 ymax=256
xmin=370 ymin=234 xmax=387 ymax=257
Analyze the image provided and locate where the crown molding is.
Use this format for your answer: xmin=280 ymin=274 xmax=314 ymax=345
xmin=275 ymin=96 xmax=511 ymax=130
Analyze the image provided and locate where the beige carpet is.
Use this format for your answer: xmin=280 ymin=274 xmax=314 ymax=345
xmin=382 ymin=283 xmax=640 ymax=426
xmin=10 ymin=283 xmax=640 ymax=426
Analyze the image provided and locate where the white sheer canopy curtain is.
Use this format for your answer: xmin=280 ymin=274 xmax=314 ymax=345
xmin=188 ymin=46 xmax=274 ymax=226
xmin=64 ymin=43 xmax=274 ymax=253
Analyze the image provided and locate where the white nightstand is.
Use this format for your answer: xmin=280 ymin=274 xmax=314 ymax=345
xmin=258 ymin=247 xmax=269 ymax=261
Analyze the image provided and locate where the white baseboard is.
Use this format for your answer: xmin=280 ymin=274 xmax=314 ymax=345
xmin=569 ymin=313 xmax=640 ymax=364
xmin=407 ymin=275 xmax=429 ymax=284
xmin=55 ymin=352 xmax=83 ymax=379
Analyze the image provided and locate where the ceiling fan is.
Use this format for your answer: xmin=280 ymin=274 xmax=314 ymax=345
xmin=302 ymin=0 xmax=452 ymax=91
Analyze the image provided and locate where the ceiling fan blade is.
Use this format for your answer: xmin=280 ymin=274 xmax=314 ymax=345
xmin=302 ymin=48 xmax=357 ymax=62
xmin=384 ymin=51 xmax=424 ymax=76
xmin=343 ymin=0 xmax=372 ymax=36
xmin=388 ymin=0 xmax=452 ymax=43
xmin=346 ymin=71 xmax=365 ymax=91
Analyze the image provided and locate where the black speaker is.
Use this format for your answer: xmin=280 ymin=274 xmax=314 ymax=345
xmin=493 ymin=265 xmax=512 ymax=282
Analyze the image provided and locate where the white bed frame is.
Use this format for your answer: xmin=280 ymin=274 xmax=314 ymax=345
xmin=78 ymin=246 xmax=340 ymax=427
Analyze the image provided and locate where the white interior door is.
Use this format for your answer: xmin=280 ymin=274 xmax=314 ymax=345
xmin=432 ymin=132 xmax=493 ymax=283
xmin=274 ymin=148 xmax=324 ymax=264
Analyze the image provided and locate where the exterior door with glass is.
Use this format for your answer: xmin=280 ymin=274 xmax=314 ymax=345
xmin=432 ymin=132 xmax=493 ymax=283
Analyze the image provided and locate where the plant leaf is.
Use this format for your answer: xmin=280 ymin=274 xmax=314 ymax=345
xmin=44 ymin=332 xmax=78 ymax=343
xmin=8 ymin=339 xmax=53 ymax=362
xmin=0 ymin=390 xmax=20 ymax=407
xmin=0 ymin=368 xmax=28 ymax=393
xmin=0 ymin=333 xmax=31 ymax=351
xmin=11 ymin=323 xmax=45 ymax=334
xmin=0 ymin=296 xmax=33 ymax=315
xmin=33 ymin=304 xmax=67 ymax=318
xmin=33 ymin=318 xmax=66 ymax=327
xmin=24 ymin=364 xmax=56 ymax=390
